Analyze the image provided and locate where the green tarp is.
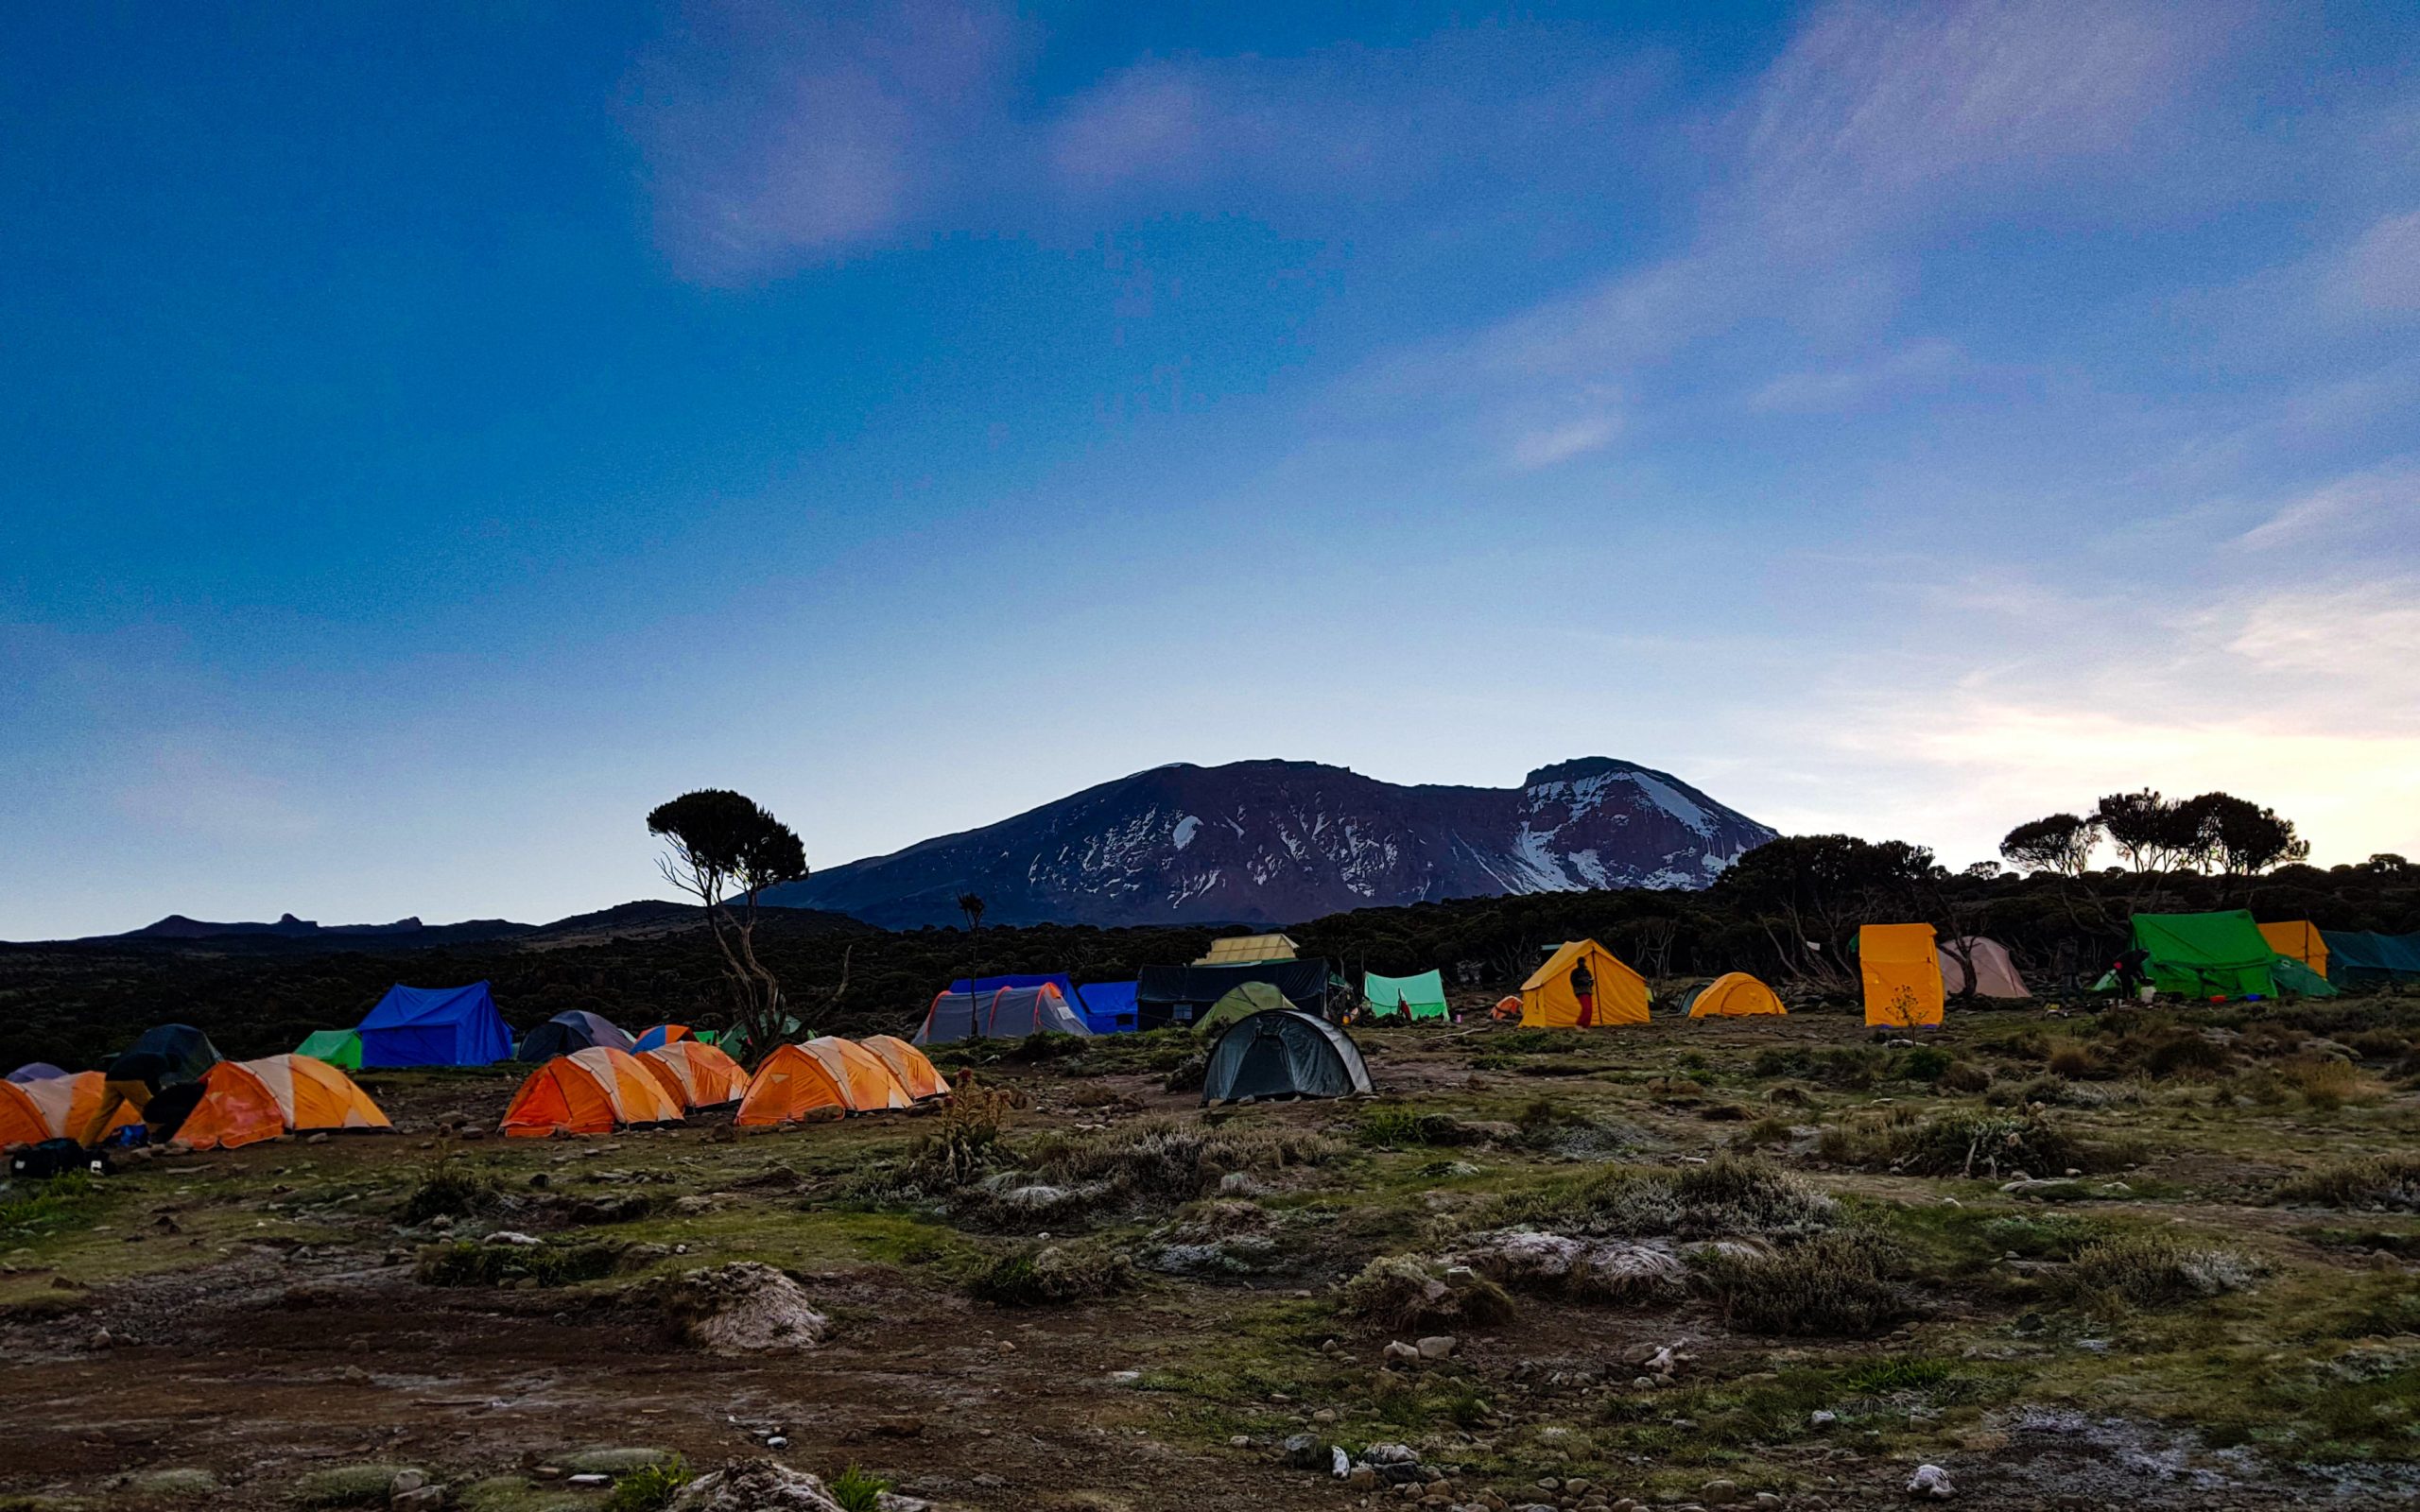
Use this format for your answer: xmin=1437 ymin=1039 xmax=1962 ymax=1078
xmin=1362 ymin=970 xmax=1448 ymax=1021
xmin=1198 ymin=982 xmax=1294 ymax=1038
xmin=2132 ymin=910 xmax=2276 ymax=998
xmin=2322 ymin=930 xmax=2420 ymax=988
xmin=295 ymin=1028 xmax=363 ymax=1070
xmin=2268 ymin=954 xmax=2339 ymax=999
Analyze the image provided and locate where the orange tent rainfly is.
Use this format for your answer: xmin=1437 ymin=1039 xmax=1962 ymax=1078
xmin=1 ymin=1072 xmax=145 ymax=1148
xmin=1491 ymin=996 xmax=1523 ymax=1022
xmin=1519 ymin=940 xmax=1650 ymax=1027
xmin=2258 ymin=920 xmax=2328 ymax=979
xmin=639 ymin=1040 xmax=750 ymax=1110
xmin=501 ymin=1047 xmax=683 ymax=1138
xmin=1861 ymin=924 xmax=1945 ymax=1028
xmin=177 ymin=1055 xmax=393 ymax=1152
xmin=1687 ymin=972 xmax=1788 ymax=1018
xmin=859 ymin=1035 xmax=950 ymax=1101
xmin=735 ymin=1040 xmax=910 ymax=1126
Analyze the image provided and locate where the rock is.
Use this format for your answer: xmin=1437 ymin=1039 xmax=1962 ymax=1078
xmin=872 ymin=1495 xmax=928 ymax=1512
xmin=1281 ymin=1433 xmax=1324 ymax=1469
xmin=1365 ymin=1443 xmax=1419 ymax=1466
xmin=1333 ymin=1446 xmax=1353 ymax=1478
xmin=665 ymin=1463 xmax=847 ymax=1512
xmin=672 ymin=1195 xmax=717 ymax=1215
xmin=306 ymin=1132 xmax=330 ymax=1145
xmin=435 ymin=1110 xmax=471 ymax=1129
xmin=1702 ymin=1480 xmax=1742 ymax=1505
xmin=1418 ymin=1335 xmax=1459 ymax=1360
xmin=660 ymin=1263 xmax=828 ymax=1354
xmin=89 ymin=1327 xmax=113 ymax=1349
xmin=1997 ymin=1178 xmax=2086 ymax=1199
xmin=1755 ymin=1495 xmax=1784 ymax=1509
xmin=1385 ymin=1340 xmax=1423 ymax=1364
xmin=458 ymin=1128 xmax=485 ymax=1141
xmin=484 ymin=1231 xmax=543 ymax=1246
xmin=1229 ymin=1435 xmax=1251 ymax=1449
xmin=1906 ymin=1464 xmax=1954 ymax=1500
xmin=1809 ymin=1410 xmax=1837 ymax=1428
xmin=390 ymin=1469 xmax=428 ymax=1495
xmin=1313 ymin=1408 xmax=1339 ymax=1423
xmin=391 ymin=1485 xmax=449 ymax=1512
xmin=1448 ymin=1230 xmax=1688 ymax=1302
xmin=1350 ymin=1467 xmax=1380 ymax=1489
xmin=567 ymin=1476 xmax=611 ymax=1487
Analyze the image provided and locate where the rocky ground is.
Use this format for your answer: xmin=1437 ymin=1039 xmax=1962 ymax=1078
xmin=6 ymin=998 xmax=2420 ymax=1511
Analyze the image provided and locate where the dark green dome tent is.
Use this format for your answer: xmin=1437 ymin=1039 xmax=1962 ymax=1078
xmin=1200 ymin=1010 xmax=1373 ymax=1106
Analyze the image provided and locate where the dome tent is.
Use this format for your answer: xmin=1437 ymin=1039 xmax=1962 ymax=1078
xmin=8 ymin=1063 xmax=67 ymax=1084
xmin=517 ymin=1010 xmax=635 ymax=1063
xmin=638 ymin=1040 xmax=751 ymax=1109
xmin=635 ymin=1023 xmax=716 ymax=1052
xmin=1197 ymin=982 xmax=1294 ymax=1039
xmin=735 ymin=1040 xmax=909 ymax=1126
xmin=112 ymin=1023 xmax=222 ymax=1085
xmin=859 ymin=1035 xmax=950 ymax=1100
xmin=1200 ymin=1010 xmax=1373 ymax=1106
xmin=913 ymin=983 xmax=1091 ymax=1045
xmin=1938 ymin=937 xmax=2031 ymax=999
xmin=501 ymin=1048 xmax=683 ymax=1137
xmin=1 ymin=1073 xmax=143 ymax=1149
xmin=177 ymin=1056 xmax=392 ymax=1151
xmin=1685 ymin=972 xmax=1787 ymax=1018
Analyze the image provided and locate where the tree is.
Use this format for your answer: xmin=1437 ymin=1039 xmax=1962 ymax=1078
xmin=1999 ymin=813 xmax=2101 ymax=878
xmin=957 ymin=891 xmax=987 ymax=931
xmin=2095 ymin=790 xmax=2204 ymax=874
xmin=1715 ymin=833 xmax=1936 ymax=993
xmin=648 ymin=789 xmax=815 ymax=1057
xmin=2176 ymin=792 xmax=2309 ymax=877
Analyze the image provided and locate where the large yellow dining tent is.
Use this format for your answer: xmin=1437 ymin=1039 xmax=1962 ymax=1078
xmin=1519 ymin=940 xmax=1650 ymax=1027
xmin=1860 ymin=923 xmax=1945 ymax=1027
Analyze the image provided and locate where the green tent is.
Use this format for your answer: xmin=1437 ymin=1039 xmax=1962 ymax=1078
xmin=2132 ymin=910 xmax=2277 ymax=998
xmin=2268 ymin=953 xmax=2339 ymax=999
xmin=1198 ymin=982 xmax=1293 ymax=1038
xmin=294 ymin=1028 xmax=363 ymax=1070
xmin=1362 ymin=970 xmax=1448 ymax=1021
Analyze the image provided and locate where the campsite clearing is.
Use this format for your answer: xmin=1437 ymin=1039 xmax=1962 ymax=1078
xmin=6 ymin=1000 xmax=2420 ymax=1510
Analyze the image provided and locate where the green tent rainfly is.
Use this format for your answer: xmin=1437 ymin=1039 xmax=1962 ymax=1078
xmin=2132 ymin=910 xmax=2278 ymax=998
xmin=294 ymin=1028 xmax=364 ymax=1070
xmin=1197 ymin=982 xmax=1294 ymax=1039
xmin=1362 ymin=970 xmax=1449 ymax=1021
xmin=2267 ymin=953 xmax=2339 ymax=999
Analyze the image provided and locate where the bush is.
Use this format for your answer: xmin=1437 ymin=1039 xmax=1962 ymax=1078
xmin=1022 ymin=1117 xmax=1339 ymax=1203
xmin=1895 ymin=1046 xmax=1954 ymax=1082
xmin=2275 ymin=1154 xmax=2420 ymax=1211
xmin=2046 ymin=1040 xmax=2103 ymax=1079
xmin=0 ymin=1172 xmax=108 ymax=1246
xmin=968 ymin=1241 xmax=1132 ymax=1306
xmin=415 ymin=1239 xmax=623 ymax=1289
xmin=1482 ymin=1156 xmax=1837 ymax=1241
xmin=1162 ymin=1053 xmax=1207 ymax=1093
xmin=2064 ymin=1232 xmax=2259 ymax=1309
xmin=1731 ymin=1116 xmax=1794 ymax=1151
xmin=1936 ymin=1060 xmax=1992 ymax=1094
xmin=603 ymin=1458 xmax=691 ymax=1512
xmin=2138 ymin=1033 xmax=2231 ymax=1080
xmin=1340 ymin=1254 xmax=1516 ymax=1333
xmin=827 ymin=1467 xmax=889 ymax=1512
xmin=1357 ymin=1107 xmax=1475 ymax=1147
xmin=1979 ymin=1212 xmax=2112 ymax=1261
xmin=1692 ymin=1227 xmax=1908 ymax=1337
xmin=292 ymin=1467 xmax=408 ymax=1508
xmin=2279 ymin=1056 xmax=2373 ymax=1110
xmin=1823 ymin=1109 xmax=2106 ymax=1178
xmin=872 ymin=1078 xmax=1016 ymax=1198
xmin=398 ymin=1158 xmax=497 ymax=1226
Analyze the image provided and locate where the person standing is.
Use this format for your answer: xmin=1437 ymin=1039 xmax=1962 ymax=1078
xmin=1569 ymin=960 xmax=1597 ymax=1027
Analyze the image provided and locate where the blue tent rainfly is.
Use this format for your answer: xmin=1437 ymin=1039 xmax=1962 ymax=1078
xmin=357 ymin=981 xmax=514 ymax=1068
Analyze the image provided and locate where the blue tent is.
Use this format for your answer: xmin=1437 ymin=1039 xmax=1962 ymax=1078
xmin=358 ymin=982 xmax=513 ymax=1068
xmin=1077 ymin=981 xmax=1139 ymax=1035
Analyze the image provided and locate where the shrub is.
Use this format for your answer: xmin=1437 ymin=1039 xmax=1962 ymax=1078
xmin=603 ymin=1458 xmax=691 ymax=1512
xmin=1936 ymin=1061 xmax=1992 ymax=1094
xmin=2279 ymin=1056 xmax=2373 ymax=1110
xmin=1751 ymin=1048 xmax=1814 ymax=1080
xmin=1357 ymin=1107 xmax=1474 ymax=1147
xmin=875 ymin=1077 xmax=1016 ymax=1197
xmin=398 ymin=1158 xmax=497 ymax=1226
xmin=1692 ymin=1227 xmax=1909 ymax=1337
xmin=414 ymin=1239 xmax=623 ymax=1288
xmin=827 ymin=1467 xmax=889 ymax=1512
xmin=968 ymin=1241 xmax=1132 ymax=1306
xmin=2138 ymin=1033 xmax=2231 ymax=1080
xmin=1482 ymin=1156 xmax=1837 ymax=1241
xmin=1979 ymin=1212 xmax=2113 ymax=1261
xmin=2274 ymin=1154 xmax=2420 ymax=1211
xmin=2045 ymin=1040 xmax=2103 ymax=1079
xmin=1731 ymin=1116 xmax=1793 ymax=1151
xmin=292 ymin=1466 xmax=407 ymax=1508
xmin=1001 ymin=1031 xmax=1087 ymax=1063
xmin=1340 ymin=1254 xmax=1516 ymax=1333
xmin=1841 ymin=1357 xmax=1954 ymax=1394
xmin=1824 ymin=1109 xmax=2104 ymax=1178
xmin=1895 ymin=1046 xmax=1953 ymax=1082
xmin=1162 ymin=1053 xmax=1207 ymax=1093
xmin=1697 ymin=1103 xmax=1753 ymax=1123
xmin=2064 ymin=1232 xmax=2259 ymax=1309
xmin=0 ymin=1172 xmax=107 ymax=1245
xmin=1023 ymin=1117 xmax=1339 ymax=1203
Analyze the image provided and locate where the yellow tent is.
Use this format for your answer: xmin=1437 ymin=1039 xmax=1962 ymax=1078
xmin=1519 ymin=940 xmax=1649 ymax=1027
xmin=1195 ymin=934 xmax=1299 ymax=967
xmin=1861 ymin=923 xmax=1944 ymax=1027
xmin=2258 ymin=920 xmax=2328 ymax=978
xmin=1687 ymin=972 xmax=1787 ymax=1018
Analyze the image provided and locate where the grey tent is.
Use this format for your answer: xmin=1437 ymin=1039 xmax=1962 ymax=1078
xmin=914 ymin=983 xmax=1093 ymax=1046
xmin=1200 ymin=1010 xmax=1372 ymax=1106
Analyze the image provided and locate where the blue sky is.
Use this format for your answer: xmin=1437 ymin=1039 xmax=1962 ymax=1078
xmin=5 ymin=0 xmax=2417 ymax=937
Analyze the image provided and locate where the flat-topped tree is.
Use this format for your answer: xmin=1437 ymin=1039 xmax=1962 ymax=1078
xmin=648 ymin=788 xmax=815 ymax=1057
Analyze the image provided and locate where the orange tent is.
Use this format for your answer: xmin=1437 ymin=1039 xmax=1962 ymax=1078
xmin=859 ymin=1034 xmax=949 ymax=1101
xmin=1861 ymin=923 xmax=1945 ymax=1028
xmin=639 ymin=1040 xmax=750 ymax=1109
xmin=735 ymin=1040 xmax=909 ymax=1126
xmin=178 ymin=1055 xmax=393 ymax=1151
xmin=1491 ymin=995 xmax=1523 ymax=1022
xmin=0 ymin=1071 xmax=144 ymax=1148
xmin=1520 ymin=940 xmax=1651 ymax=1027
xmin=501 ymin=1047 xmax=683 ymax=1138
xmin=1687 ymin=972 xmax=1788 ymax=1018
xmin=2258 ymin=920 xmax=2328 ymax=978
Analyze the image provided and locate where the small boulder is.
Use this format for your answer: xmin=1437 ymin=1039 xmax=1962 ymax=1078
xmin=1281 ymin=1433 xmax=1324 ymax=1470
xmin=391 ymin=1484 xmax=449 ymax=1512
xmin=660 ymin=1263 xmax=828 ymax=1355
xmin=1907 ymin=1464 xmax=1955 ymax=1500
xmin=1384 ymin=1340 xmax=1423 ymax=1364
xmin=389 ymin=1469 xmax=427 ymax=1495
xmin=1417 ymin=1335 xmax=1459 ymax=1361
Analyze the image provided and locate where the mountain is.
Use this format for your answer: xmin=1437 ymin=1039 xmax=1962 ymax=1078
xmin=116 ymin=912 xmax=436 ymax=941
xmin=763 ymin=757 xmax=1778 ymax=928
xmin=39 ymin=902 xmax=866 ymax=953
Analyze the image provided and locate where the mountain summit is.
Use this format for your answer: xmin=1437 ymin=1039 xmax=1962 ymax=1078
xmin=764 ymin=757 xmax=1776 ymax=928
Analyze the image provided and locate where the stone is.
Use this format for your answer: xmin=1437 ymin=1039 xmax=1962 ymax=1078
xmin=390 ymin=1469 xmax=428 ymax=1495
xmin=1350 ymin=1467 xmax=1380 ymax=1489
xmin=1230 ymin=1435 xmax=1252 ymax=1449
xmin=1702 ymin=1480 xmax=1743 ymax=1505
xmin=567 ymin=1476 xmax=611 ymax=1487
xmin=1385 ymin=1340 xmax=1423 ymax=1364
xmin=1314 ymin=1408 xmax=1339 ymax=1423
xmin=306 ymin=1132 xmax=330 ymax=1145
xmin=484 ymin=1230 xmax=543 ymax=1246
xmin=1334 ymin=1447 xmax=1353 ymax=1479
xmin=1282 ymin=1433 xmax=1325 ymax=1469
xmin=435 ymin=1110 xmax=470 ymax=1129
xmin=1754 ymin=1496 xmax=1784 ymax=1509
xmin=665 ymin=1461 xmax=847 ymax=1512
xmin=661 ymin=1262 xmax=828 ymax=1354
xmin=1365 ymin=1444 xmax=1419 ymax=1466
xmin=458 ymin=1128 xmax=485 ymax=1141
xmin=1417 ymin=1335 xmax=1459 ymax=1360
xmin=1906 ymin=1465 xmax=1954 ymax=1500
xmin=391 ymin=1485 xmax=449 ymax=1512
xmin=1809 ymin=1410 xmax=1837 ymax=1428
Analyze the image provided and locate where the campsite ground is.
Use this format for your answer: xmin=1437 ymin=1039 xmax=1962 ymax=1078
xmin=7 ymin=1001 xmax=2420 ymax=1511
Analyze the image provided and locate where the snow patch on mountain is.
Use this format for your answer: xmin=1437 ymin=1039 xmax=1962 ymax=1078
xmin=1171 ymin=815 xmax=1201 ymax=850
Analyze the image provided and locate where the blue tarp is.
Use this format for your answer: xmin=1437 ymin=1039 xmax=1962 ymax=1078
xmin=2323 ymin=929 xmax=2420 ymax=988
xmin=1077 ymin=981 xmax=1139 ymax=1035
xmin=358 ymin=982 xmax=513 ymax=1068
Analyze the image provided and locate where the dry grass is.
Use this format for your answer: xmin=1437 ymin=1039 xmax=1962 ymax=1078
xmin=1339 ymin=1254 xmax=1516 ymax=1333
xmin=2063 ymin=1232 xmax=2260 ymax=1309
xmin=1479 ymin=1155 xmax=1837 ymax=1241
xmin=2274 ymin=1153 xmax=2420 ymax=1211
xmin=1690 ymin=1227 xmax=1909 ymax=1337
